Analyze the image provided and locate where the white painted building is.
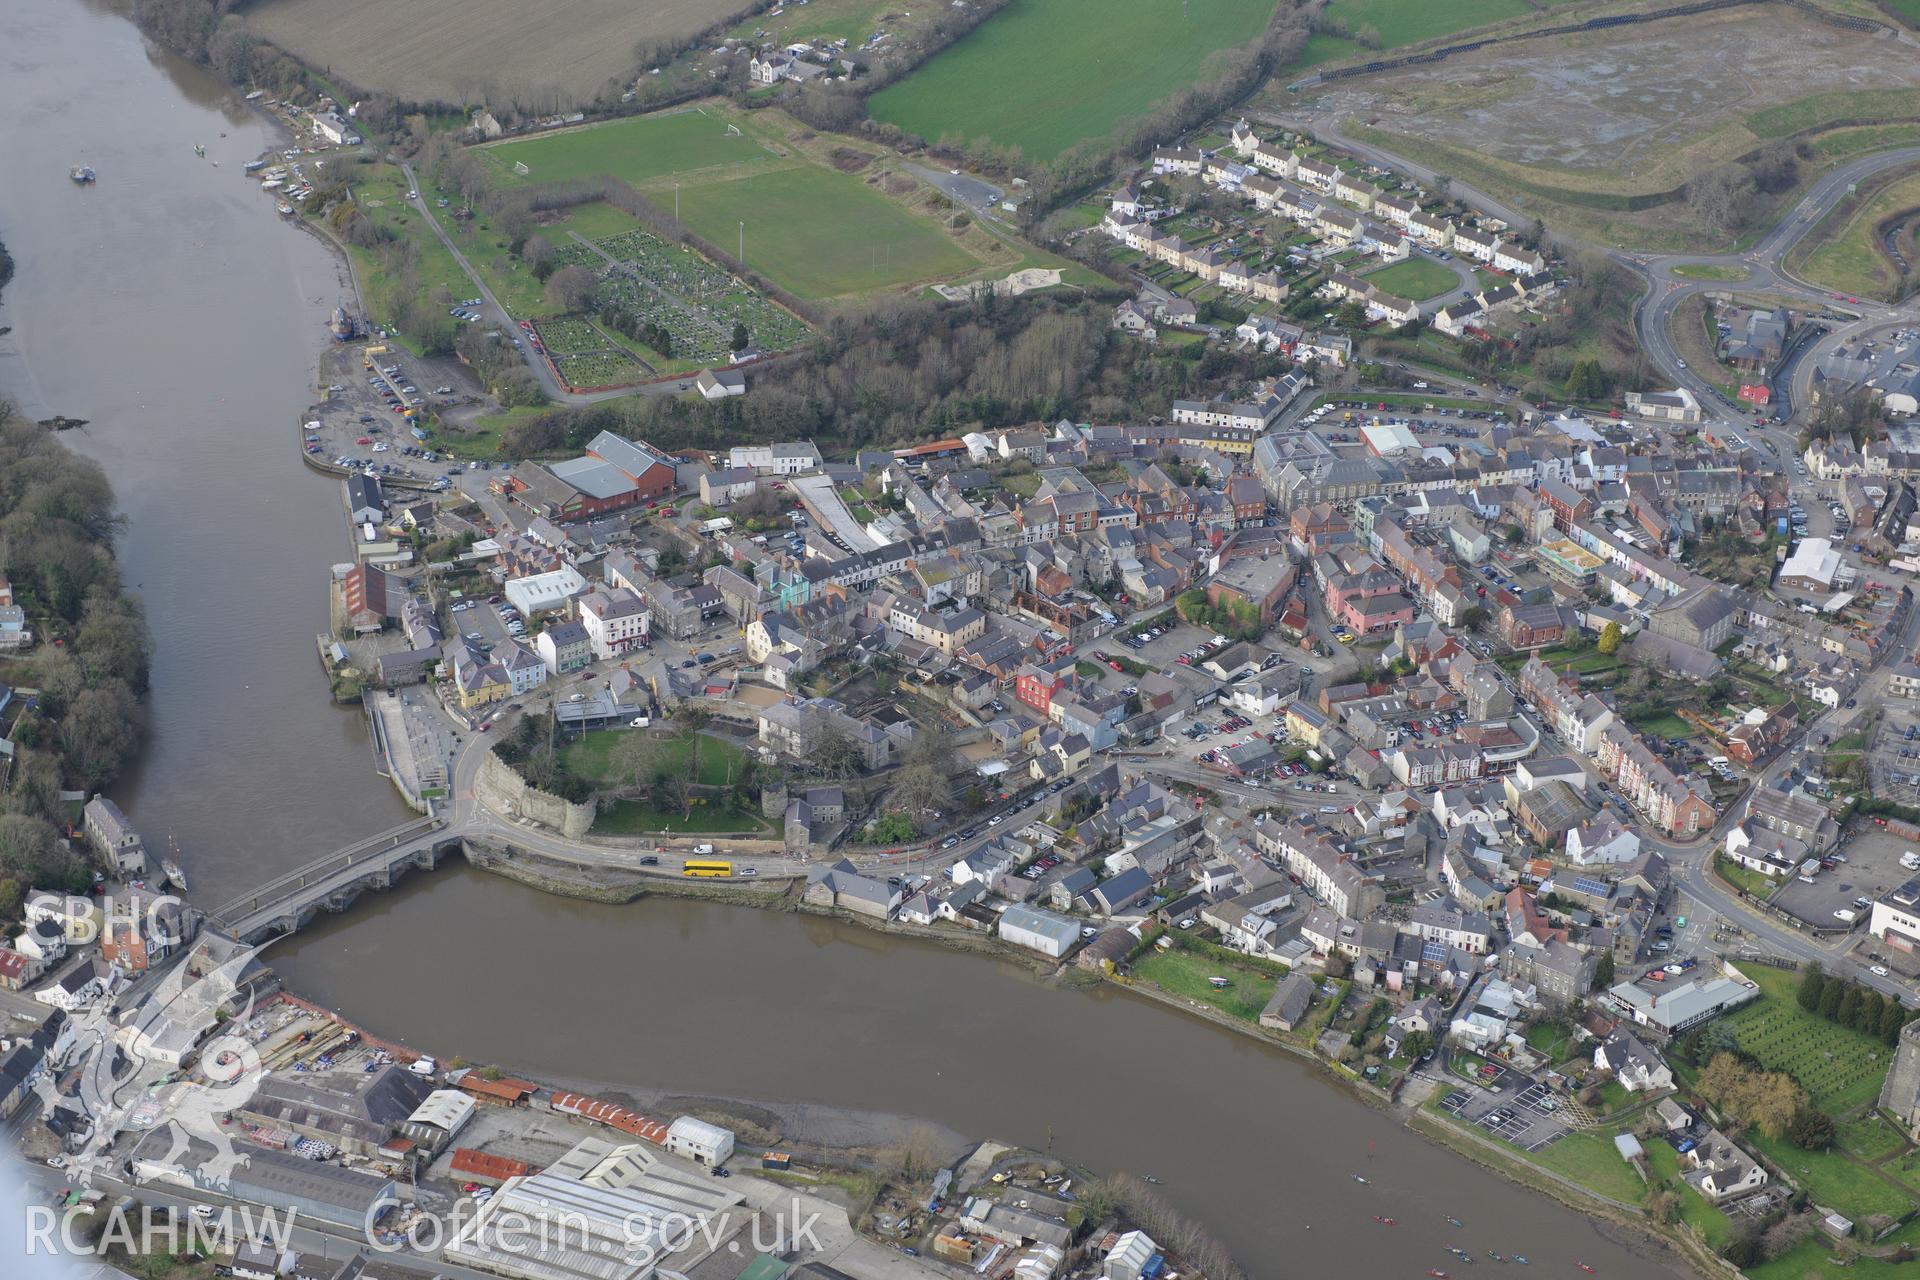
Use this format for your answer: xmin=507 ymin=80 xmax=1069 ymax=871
xmin=577 ymin=588 xmax=650 ymax=660
xmin=665 ymin=1115 xmax=735 ymax=1166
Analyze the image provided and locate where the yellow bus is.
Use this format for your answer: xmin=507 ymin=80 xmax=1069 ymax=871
xmin=682 ymin=861 xmax=732 ymax=878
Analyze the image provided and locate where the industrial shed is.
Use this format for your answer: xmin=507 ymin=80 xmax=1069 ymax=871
xmin=998 ymin=905 xmax=1082 ymax=958
xmin=665 ymin=1115 xmax=735 ymax=1166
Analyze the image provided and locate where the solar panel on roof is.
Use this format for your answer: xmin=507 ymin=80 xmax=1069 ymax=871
xmin=1571 ymin=876 xmax=1610 ymax=897
xmin=1421 ymin=940 xmax=1448 ymax=963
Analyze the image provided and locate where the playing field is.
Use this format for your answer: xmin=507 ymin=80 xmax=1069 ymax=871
xmin=477 ymin=107 xmax=977 ymax=298
xmin=867 ymin=0 xmax=1282 ymax=164
xmin=1361 ymin=257 xmax=1460 ymax=300
xmin=480 ymin=109 xmax=782 ymax=190
xmin=673 ymin=166 xmax=974 ymax=299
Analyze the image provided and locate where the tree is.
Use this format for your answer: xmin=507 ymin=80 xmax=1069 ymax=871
xmin=1460 ymin=605 xmax=1490 ymax=632
xmin=1881 ymin=1001 xmax=1909 ymax=1046
xmin=808 ymin=726 xmax=866 ymax=780
xmin=611 ymin=732 xmax=663 ymax=795
xmin=730 ymin=321 xmax=750 ymax=352
xmin=522 ymin=234 xmax=556 ymax=281
xmin=58 ymin=681 xmax=143 ymax=790
xmin=1798 ymin=963 xmax=1826 ymax=1013
xmin=543 ymin=265 xmax=599 ymax=314
xmin=891 ymin=731 xmax=958 ymax=816
xmin=1788 ymin=1106 xmax=1835 ymax=1151
xmin=1400 ymin=1029 xmax=1434 ymax=1062
xmin=1818 ymin=980 xmax=1845 ymax=1021
xmin=1855 ymin=988 xmax=1887 ymax=1035
xmin=1687 ymin=164 xmax=1755 ymax=239
xmin=1838 ymin=987 xmax=1865 ymax=1030
xmin=1591 ymin=951 xmax=1615 ymax=991
xmin=1596 ymin=621 xmax=1623 ymax=656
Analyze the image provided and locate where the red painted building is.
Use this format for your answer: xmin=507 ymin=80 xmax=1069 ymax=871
xmin=1015 ymin=663 xmax=1067 ymax=715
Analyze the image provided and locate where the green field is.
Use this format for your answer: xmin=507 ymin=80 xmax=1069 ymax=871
xmin=1669 ymin=263 xmax=1752 ymax=282
xmin=475 ymin=107 xmax=977 ymax=298
xmin=1132 ymin=946 xmax=1277 ymax=1024
xmin=563 ymin=729 xmax=751 ymax=788
xmin=672 ymin=166 xmax=974 ymax=298
xmin=1713 ymin=854 xmax=1781 ymax=901
xmin=1361 ymin=256 xmax=1459 ymax=300
xmin=867 ymin=0 xmax=1282 ymax=164
xmin=1723 ymin=963 xmax=1895 ymax=1111
xmin=593 ymin=799 xmax=771 ymax=835
xmin=339 ymin=163 xmax=472 ymax=352
xmin=481 ymin=109 xmax=782 ymax=190
xmin=1799 ymin=168 xmax=1920 ymax=301
xmin=1745 ymin=1127 xmax=1918 ymax=1220
xmin=1317 ymin=0 xmax=1534 ymax=49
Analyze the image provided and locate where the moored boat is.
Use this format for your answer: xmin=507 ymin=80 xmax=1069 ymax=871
xmin=70 ymin=165 xmax=95 ymax=184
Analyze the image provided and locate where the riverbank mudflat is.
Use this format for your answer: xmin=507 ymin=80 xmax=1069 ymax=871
xmin=456 ymin=832 xmax=1707 ymax=1273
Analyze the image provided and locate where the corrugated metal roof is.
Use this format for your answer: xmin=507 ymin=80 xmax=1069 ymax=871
xmin=548 ymin=1091 xmax=670 ymax=1144
xmin=450 ymin=1147 xmax=536 ymax=1180
xmin=457 ymin=1074 xmax=537 ymax=1101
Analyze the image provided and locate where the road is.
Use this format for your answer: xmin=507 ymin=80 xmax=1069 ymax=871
xmin=903 ymin=163 xmax=1004 ymax=215
xmin=1635 ymin=589 xmax=1920 ymax=1008
xmin=1614 ymin=147 xmax=1920 ymax=430
xmin=396 ymin=162 xmax=684 ymax=407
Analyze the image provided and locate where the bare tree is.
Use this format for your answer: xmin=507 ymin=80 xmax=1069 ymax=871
xmin=544 ymin=265 xmax=599 ymax=314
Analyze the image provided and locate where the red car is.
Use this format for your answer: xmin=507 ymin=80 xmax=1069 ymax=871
xmin=356 ymin=436 xmax=372 ymax=445
xmin=1108 ymin=659 xmax=1124 ymax=671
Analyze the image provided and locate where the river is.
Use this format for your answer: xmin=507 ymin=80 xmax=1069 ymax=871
xmin=0 ymin=0 xmax=412 ymax=895
xmin=0 ymin=3 xmax=1696 ymax=1275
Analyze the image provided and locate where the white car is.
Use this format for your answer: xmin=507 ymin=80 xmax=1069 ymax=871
xmin=1871 ymin=965 xmax=1891 ymax=977
xmin=988 ymin=815 xmax=1005 ymax=826
xmin=191 ymin=1205 xmax=216 ymax=1219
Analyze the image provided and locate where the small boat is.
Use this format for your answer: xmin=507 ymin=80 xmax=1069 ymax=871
xmin=1352 ymin=1174 xmax=1370 ymax=1184
xmin=1142 ymin=1175 xmax=1161 ymax=1185
xmin=1576 ymin=1266 xmax=1596 ymax=1276
xmin=244 ymin=89 xmax=264 ymax=100
xmin=162 ymin=836 xmax=187 ymax=892
xmin=244 ymin=159 xmax=266 ymax=173
xmin=70 ymin=165 xmax=95 ymax=184
xmin=1371 ymin=1215 xmax=1394 ymax=1226
xmin=1447 ymin=1216 xmax=1464 ymax=1228
xmin=1513 ymin=1259 xmax=1528 ymax=1266
xmin=194 ymin=143 xmax=205 ymax=157
xmin=1428 ymin=1272 xmax=1451 ymax=1279
xmin=1487 ymin=1253 xmax=1506 ymax=1263
xmin=277 ymin=201 xmax=294 ymax=217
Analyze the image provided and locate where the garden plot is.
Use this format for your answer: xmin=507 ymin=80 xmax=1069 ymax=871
xmin=529 ymin=317 xmax=651 ymax=391
xmin=587 ymin=228 xmax=809 ymax=365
